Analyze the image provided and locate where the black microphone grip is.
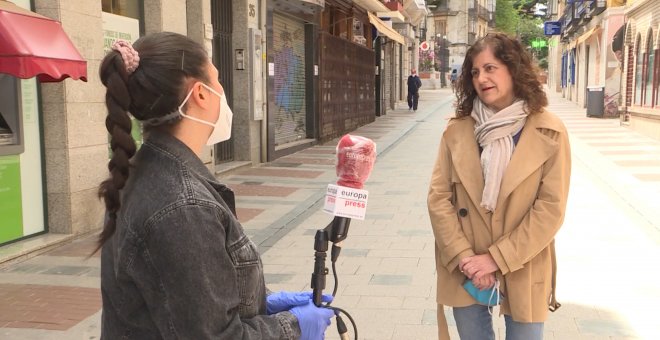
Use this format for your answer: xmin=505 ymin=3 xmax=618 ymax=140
xmin=311 ymin=230 xmax=328 ymax=306
xmin=329 ymin=216 xmax=351 ymax=244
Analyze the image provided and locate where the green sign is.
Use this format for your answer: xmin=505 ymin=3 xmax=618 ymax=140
xmin=0 ymin=155 xmax=23 ymax=244
xmin=531 ymin=39 xmax=548 ymax=49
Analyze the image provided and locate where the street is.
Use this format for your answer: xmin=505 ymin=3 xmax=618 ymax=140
xmin=1 ymin=88 xmax=660 ymax=339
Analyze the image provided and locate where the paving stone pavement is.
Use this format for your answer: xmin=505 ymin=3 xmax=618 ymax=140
xmin=1 ymin=88 xmax=659 ymax=339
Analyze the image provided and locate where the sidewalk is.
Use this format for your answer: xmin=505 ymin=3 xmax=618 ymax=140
xmin=1 ymin=88 xmax=659 ymax=339
xmin=543 ymin=90 xmax=660 ymax=340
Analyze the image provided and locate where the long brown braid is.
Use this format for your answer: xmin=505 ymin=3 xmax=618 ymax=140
xmin=95 ymin=32 xmax=210 ymax=252
xmin=97 ymin=50 xmax=137 ymax=250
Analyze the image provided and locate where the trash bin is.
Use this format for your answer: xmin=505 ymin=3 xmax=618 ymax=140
xmin=586 ymin=86 xmax=604 ymax=117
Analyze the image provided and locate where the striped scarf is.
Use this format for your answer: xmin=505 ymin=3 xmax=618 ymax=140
xmin=470 ymin=98 xmax=527 ymax=211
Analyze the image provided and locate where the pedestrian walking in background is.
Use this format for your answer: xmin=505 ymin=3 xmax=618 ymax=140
xmin=96 ymin=32 xmax=333 ymax=340
xmin=428 ymin=33 xmax=571 ymax=340
xmin=450 ymin=69 xmax=458 ymax=92
xmin=407 ymin=68 xmax=422 ymax=111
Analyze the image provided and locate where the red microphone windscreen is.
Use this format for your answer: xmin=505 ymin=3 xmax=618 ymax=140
xmin=335 ymin=134 xmax=376 ymax=189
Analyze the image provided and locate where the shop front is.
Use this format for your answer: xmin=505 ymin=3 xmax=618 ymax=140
xmin=266 ymin=0 xmax=323 ymax=160
xmin=0 ymin=0 xmax=86 ymax=245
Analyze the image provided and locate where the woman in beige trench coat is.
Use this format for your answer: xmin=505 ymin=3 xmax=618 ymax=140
xmin=428 ymin=33 xmax=571 ymax=340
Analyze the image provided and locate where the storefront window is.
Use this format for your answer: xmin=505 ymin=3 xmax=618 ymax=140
xmin=102 ymin=0 xmax=144 ymax=152
xmin=644 ymin=31 xmax=653 ymax=106
xmin=561 ymin=53 xmax=567 ymax=88
xmin=635 ymin=35 xmax=643 ymax=105
xmin=102 ymin=0 xmax=142 ymax=20
xmin=0 ymin=75 xmax=46 ymax=245
xmin=0 ymin=0 xmax=47 ymax=245
xmin=656 ymin=49 xmax=660 ymax=107
xmin=570 ymin=50 xmax=576 ymax=85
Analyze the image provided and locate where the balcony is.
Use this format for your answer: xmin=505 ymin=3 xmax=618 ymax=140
xmin=380 ymin=0 xmax=406 ymax=22
xmin=576 ymin=0 xmax=592 ymax=24
xmin=432 ymin=5 xmax=459 ymax=17
xmin=402 ymin=0 xmax=428 ymax=26
xmin=562 ymin=3 xmax=578 ymax=35
xmin=477 ymin=4 xmax=489 ymax=21
xmin=587 ymin=0 xmax=607 ymax=17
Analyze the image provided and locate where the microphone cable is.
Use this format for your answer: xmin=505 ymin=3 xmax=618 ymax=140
xmin=322 ymin=243 xmax=357 ymax=340
xmin=326 ymin=305 xmax=357 ymax=340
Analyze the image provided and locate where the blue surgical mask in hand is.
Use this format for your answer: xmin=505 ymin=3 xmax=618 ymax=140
xmin=463 ymin=279 xmax=502 ymax=307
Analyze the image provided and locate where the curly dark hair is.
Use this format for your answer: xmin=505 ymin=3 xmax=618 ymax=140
xmin=455 ymin=33 xmax=548 ymax=117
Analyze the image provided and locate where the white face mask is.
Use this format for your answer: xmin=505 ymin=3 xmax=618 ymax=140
xmin=177 ymin=83 xmax=233 ymax=145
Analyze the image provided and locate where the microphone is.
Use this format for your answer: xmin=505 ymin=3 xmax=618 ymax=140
xmin=323 ymin=135 xmax=376 ymax=222
xmin=313 ymin=135 xmax=376 ymax=308
xmin=335 ymin=134 xmax=376 ymax=189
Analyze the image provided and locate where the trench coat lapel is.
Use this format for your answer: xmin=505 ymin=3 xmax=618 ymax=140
xmin=496 ymin=113 xmax=559 ymax=209
xmin=445 ymin=118 xmax=491 ymax=225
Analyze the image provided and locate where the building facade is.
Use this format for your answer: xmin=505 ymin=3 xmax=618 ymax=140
xmin=620 ymin=0 xmax=660 ymax=140
xmin=547 ymin=0 xmax=660 ymax=142
xmin=0 ymin=0 xmax=216 ymax=250
xmin=0 ymin=0 xmax=427 ymax=256
xmin=426 ymin=0 xmax=494 ymax=87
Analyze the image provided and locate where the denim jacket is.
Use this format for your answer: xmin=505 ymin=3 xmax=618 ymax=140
xmin=100 ymin=131 xmax=300 ymax=339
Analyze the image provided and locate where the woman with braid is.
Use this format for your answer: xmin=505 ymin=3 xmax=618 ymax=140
xmin=427 ymin=33 xmax=571 ymax=340
xmin=98 ymin=32 xmax=333 ymax=340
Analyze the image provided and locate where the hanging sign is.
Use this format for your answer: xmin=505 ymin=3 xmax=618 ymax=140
xmin=544 ymin=21 xmax=562 ymax=36
xmin=419 ymin=41 xmax=430 ymax=51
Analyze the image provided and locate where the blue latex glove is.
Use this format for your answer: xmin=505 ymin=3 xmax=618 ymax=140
xmin=290 ymin=301 xmax=335 ymax=340
xmin=266 ymin=291 xmax=333 ymax=315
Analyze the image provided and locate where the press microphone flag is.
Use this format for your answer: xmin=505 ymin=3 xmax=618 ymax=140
xmin=323 ymin=134 xmax=376 ymax=220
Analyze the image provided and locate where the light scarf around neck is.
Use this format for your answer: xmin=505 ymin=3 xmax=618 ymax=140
xmin=471 ymin=98 xmax=527 ymax=211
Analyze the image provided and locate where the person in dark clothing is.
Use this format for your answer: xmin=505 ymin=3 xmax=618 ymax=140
xmin=450 ymin=69 xmax=458 ymax=92
xmin=407 ymin=69 xmax=422 ymax=111
xmin=96 ymin=32 xmax=334 ymax=340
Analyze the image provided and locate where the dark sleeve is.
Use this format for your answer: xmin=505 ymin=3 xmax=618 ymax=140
xmin=417 ymin=77 xmax=422 ymax=88
xmin=135 ymin=203 xmax=299 ymax=340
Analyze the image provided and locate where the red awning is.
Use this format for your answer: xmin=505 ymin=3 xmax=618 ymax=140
xmin=0 ymin=0 xmax=87 ymax=82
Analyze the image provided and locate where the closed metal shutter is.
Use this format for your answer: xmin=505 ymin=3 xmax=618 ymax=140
xmin=273 ymin=13 xmax=306 ymax=146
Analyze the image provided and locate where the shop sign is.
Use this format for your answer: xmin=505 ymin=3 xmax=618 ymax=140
xmin=544 ymin=21 xmax=562 ymax=36
xmin=102 ymin=12 xmax=140 ymax=54
xmin=324 ymin=184 xmax=368 ymax=220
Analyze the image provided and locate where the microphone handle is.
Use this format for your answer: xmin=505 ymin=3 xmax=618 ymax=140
xmin=312 ymin=230 xmax=328 ymax=306
xmin=329 ymin=216 xmax=351 ymax=243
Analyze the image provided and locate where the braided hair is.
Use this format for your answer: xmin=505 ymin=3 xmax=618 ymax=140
xmin=96 ymin=32 xmax=210 ymax=250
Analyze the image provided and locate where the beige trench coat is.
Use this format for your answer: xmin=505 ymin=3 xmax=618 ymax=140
xmin=428 ymin=109 xmax=571 ymax=339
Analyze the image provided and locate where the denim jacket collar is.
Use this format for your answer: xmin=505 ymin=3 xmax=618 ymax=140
xmin=145 ymin=129 xmax=237 ymax=216
xmin=145 ymin=130 xmax=213 ymax=180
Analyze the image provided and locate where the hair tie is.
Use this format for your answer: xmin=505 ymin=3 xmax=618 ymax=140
xmin=111 ymin=39 xmax=140 ymax=74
